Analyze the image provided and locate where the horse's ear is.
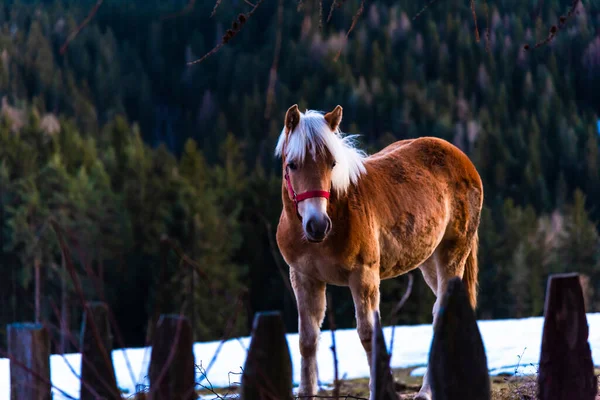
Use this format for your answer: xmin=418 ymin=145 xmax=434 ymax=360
xmin=285 ymin=104 xmax=300 ymax=133
xmin=324 ymin=105 xmax=343 ymax=131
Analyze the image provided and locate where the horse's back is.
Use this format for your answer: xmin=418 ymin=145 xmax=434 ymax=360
xmin=368 ymin=136 xmax=482 ymax=192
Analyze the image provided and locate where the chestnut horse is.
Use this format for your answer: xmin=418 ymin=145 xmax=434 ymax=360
xmin=275 ymin=104 xmax=483 ymax=399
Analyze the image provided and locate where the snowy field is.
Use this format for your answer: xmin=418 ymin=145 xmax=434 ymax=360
xmin=2 ymin=313 xmax=600 ymax=399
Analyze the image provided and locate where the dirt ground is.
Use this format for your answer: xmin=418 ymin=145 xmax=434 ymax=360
xmin=314 ymin=368 xmax=539 ymax=400
xmin=197 ymin=366 xmax=544 ymax=399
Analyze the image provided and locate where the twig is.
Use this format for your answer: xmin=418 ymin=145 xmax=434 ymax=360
xmin=159 ymin=235 xmax=250 ymax=340
xmin=195 ymin=292 xmax=247 ymax=386
xmin=146 ymin=308 xmax=186 ymax=399
xmin=485 ymin=0 xmax=490 ymax=52
xmin=195 ymin=363 xmax=234 ymax=399
xmin=49 ymin=218 xmax=134 ymax=395
xmin=524 ymin=0 xmax=581 ymax=50
xmin=210 ymin=0 xmax=224 ymax=18
xmin=413 ymin=0 xmax=439 ymax=21
xmin=262 ymin=215 xmax=296 ymax=302
xmin=0 ymin=349 xmax=78 ymax=400
xmin=188 ymin=0 xmax=264 ymax=66
xmin=388 ymin=273 xmax=414 ymax=356
xmin=471 ymin=0 xmax=481 ymax=43
xmin=54 ymin=221 xmax=138 ymax=390
xmin=327 ymin=0 xmax=347 ymax=23
xmin=334 ymin=0 xmax=365 ymax=61
xmin=47 ymin=302 xmax=109 ymax=400
xmin=326 ymin=293 xmax=341 ymax=399
xmin=60 ymin=0 xmax=103 ymax=55
xmin=319 ymin=0 xmax=323 ymax=30
xmin=265 ymin=0 xmax=284 ymax=120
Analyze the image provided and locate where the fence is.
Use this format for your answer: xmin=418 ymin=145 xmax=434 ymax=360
xmin=5 ymin=272 xmax=598 ymax=399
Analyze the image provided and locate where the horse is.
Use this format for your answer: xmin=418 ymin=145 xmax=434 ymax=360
xmin=275 ymin=104 xmax=483 ymax=400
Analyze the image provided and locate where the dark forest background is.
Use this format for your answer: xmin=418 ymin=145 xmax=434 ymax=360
xmin=1 ymin=0 xmax=600 ymax=351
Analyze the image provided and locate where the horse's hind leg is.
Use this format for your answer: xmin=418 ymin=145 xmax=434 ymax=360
xmin=290 ymin=269 xmax=326 ymax=396
xmin=416 ymin=238 xmax=474 ymax=400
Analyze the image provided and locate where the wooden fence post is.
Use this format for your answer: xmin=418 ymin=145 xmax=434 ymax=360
xmin=241 ymin=311 xmax=292 ymax=400
xmin=7 ymin=323 xmax=51 ymax=400
xmin=538 ymin=273 xmax=597 ymax=400
xmin=148 ymin=314 xmax=195 ymax=400
xmin=370 ymin=310 xmax=398 ymax=400
xmin=79 ymin=301 xmax=120 ymax=400
xmin=428 ymin=277 xmax=490 ymax=400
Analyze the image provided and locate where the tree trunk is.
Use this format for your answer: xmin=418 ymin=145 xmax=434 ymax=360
xmin=98 ymin=258 xmax=105 ymax=298
xmin=96 ymin=245 xmax=105 ymax=299
xmin=60 ymin=256 xmax=67 ymax=354
xmin=34 ymin=257 xmax=41 ymax=323
xmin=190 ymin=218 xmax=196 ymax=343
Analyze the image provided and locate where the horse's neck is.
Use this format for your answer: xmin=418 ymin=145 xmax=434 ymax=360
xmin=329 ymin=185 xmax=360 ymax=223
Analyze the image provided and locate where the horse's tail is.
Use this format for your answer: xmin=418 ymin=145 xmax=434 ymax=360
xmin=463 ymin=231 xmax=479 ymax=310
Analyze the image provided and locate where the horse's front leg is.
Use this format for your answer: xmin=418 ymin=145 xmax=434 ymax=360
xmin=349 ymin=268 xmax=381 ymax=367
xmin=290 ymin=269 xmax=326 ymax=396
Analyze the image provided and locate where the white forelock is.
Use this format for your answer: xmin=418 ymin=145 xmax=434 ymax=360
xmin=275 ymin=109 xmax=366 ymax=193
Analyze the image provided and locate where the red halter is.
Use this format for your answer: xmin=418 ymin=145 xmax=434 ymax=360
xmin=284 ymin=165 xmax=330 ymax=221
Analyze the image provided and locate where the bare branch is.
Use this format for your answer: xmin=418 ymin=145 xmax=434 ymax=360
xmin=0 ymin=349 xmax=78 ymax=400
xmin=195 ymin=293 xmax=247 ymax=387
xmin=524 ymin=0 xmax=581 ymax=50
xmin=60 ymin=0 xmax=104 ymax=55
xmin=413 ymin=0 xmax=439 ymax=21
xmin=188 ymin=0 xmax=265 ymax=66
xmin=471 ymin=0 xmax=481 ymax=43
xmin=327 ymin=0 xmax=347 ymax=23
xmin=265 ymin=0 xmax=284 ymax=120
xmin=319 ymin=0 xmax=323 ymax=30
xmin=334 ymin=0 xmax=365 ymax=62
xmin=211 ymin=0 xmax=224 ymax=18
xmin=485 ymin=0 xmax=490 ymax=52
xmin=262 ymin=215 xmax=296 ymax=302
xmin=50 ymin=218 xmax=138 ymax=390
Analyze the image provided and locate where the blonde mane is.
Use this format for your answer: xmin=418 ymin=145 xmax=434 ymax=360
xmin=275 ymin=109 xmax=367 ymax=193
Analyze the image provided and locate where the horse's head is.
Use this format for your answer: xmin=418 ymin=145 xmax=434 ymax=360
xmin=275 ymin=104 xmax=366 ymax=243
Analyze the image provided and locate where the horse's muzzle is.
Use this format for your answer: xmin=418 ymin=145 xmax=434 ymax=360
xmin=305 ymin=215 xmax=332 ymax=242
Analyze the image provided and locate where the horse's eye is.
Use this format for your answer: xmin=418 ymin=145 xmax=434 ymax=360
xmin=288 ymin=162 xmax=297 ymax=170
xmin=332 ymin=161 xmax=337 ymax=169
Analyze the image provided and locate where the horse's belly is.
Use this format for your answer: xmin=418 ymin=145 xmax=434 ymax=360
xmin=378 ymin=222 xmax=443 ymax=279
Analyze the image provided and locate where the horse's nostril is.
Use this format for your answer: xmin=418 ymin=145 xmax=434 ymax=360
xmin=307 ymin=219 xmax=317 ymax=236
xmin=306 ymin=216 xmax=330 ymax=240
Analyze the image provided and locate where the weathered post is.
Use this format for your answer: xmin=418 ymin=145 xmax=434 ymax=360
xmin=428 ymin=277 xmax=490 ymax=400
xmin=370 ymin=311 xmax=398 ymax=400
xmin=241 ymin=311 xmax=292 ymax=400
xmin=538 ymin=273 xmax=597 ymax=400
xmin=79 ymin=301 xmax=120 ymax=399
xmin=7 ymin=323 xmax=51 ymax=400
xmin=148 ymin=314 xmax=195 ymax=400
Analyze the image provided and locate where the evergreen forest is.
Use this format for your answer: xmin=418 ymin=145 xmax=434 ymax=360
xmin=0 ymin=0 xmax=600 ymax=350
